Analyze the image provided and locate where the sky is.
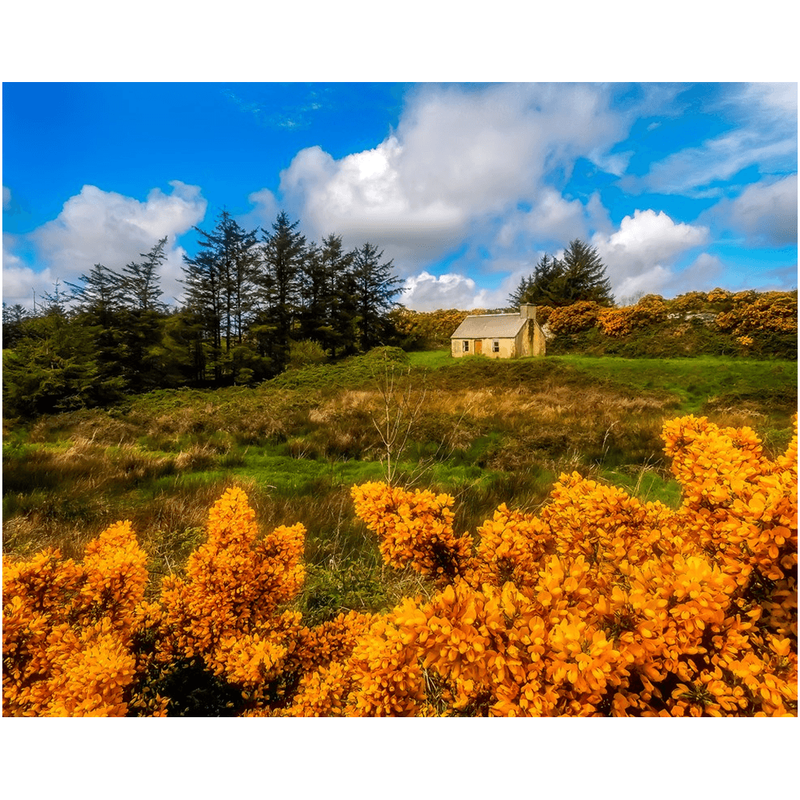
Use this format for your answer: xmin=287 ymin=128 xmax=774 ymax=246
xmin=2 ymin=80 xmax=797 ymax=312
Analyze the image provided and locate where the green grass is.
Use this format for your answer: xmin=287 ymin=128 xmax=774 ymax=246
xmin=406 ymin=349 xmax=453 ymax=370
xmin=4 ymin=349 xmax=796 ymax=591
xmin=549 ymin=355 xmax=797 ymax=415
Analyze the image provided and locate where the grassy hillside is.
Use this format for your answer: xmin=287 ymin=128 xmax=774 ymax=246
xmin=3 ymin=347 xmax=796 ymax=618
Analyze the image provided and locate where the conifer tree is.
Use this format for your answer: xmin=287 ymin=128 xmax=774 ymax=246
xmin=350 ymin=242 xmax=404 ymax=351
xmin=556 ymin=239 xmax=614 ymax=306
xmin=2 ymin=303 xmax=32 ymax=348
xmin=509 ymin=241 xmax=614 ymax=308
xmin=121 ymin=237 xmax=168 ymax=312
xmin=2 ymin=310 xmax=118 ymax=416
xmin=508 ymin=254 xmax=564 ymax=307
xmin=254 ymin=211 xmax=307 ymax=373
xmin=182 ymin=211 xmax=259 ymax=384
xmin=67 ymin=263 xmax=131 ymax=394
xmin=298 ymin=233 xmax=355 ymax=357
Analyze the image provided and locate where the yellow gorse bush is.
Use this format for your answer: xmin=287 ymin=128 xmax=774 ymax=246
xmin=598 ymin=295 xmax=669 ymax=338
xmin=547 ymin=301 xmax=602 ymax=335
xmin=3 ymin=416 xmax=796 ymax=716
xmin=3 ymin=521 xmax=147 ymax=716
xmin=715 ymin=292 xmax=798 ymax=336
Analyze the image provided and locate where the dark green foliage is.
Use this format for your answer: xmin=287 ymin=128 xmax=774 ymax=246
xmin=509 ymin=240 xmax=614 ymax=308
xmin=182 ymin=210 xmax=262 ymax=385
xmin=121 ymin=237 xmax=169 ymax=313
xmin=2 ymin=303 xmax=32 ymax=348
xmin=556 ymin=239 xmax=614 ymax=306
xmin=350 ymin=243 xmax=405 ymax=351
xmin=138 ymin=658 xmax=244 ymax=717
xmin=2 ymin=310 xmax=125 ymax=417
xmin=508 ymin=253 xmax=564 ymax=307
xmin=255 ymin=211 xmax=307 ymax=374
xmin=297 ymin=234 xmax=356 ymax=358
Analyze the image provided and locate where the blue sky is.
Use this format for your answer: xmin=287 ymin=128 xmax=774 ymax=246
xmin=3 ymin=81 xmax=797 ymax=311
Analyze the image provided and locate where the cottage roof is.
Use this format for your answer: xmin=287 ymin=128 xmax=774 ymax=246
xmin=451 ymin=313 xmax=528 ymax=339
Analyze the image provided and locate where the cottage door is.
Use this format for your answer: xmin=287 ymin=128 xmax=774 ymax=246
xmin=474 ymin=340 xmax=483 ymax=354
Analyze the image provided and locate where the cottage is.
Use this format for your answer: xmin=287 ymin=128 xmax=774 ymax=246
xmin=450 ymin=305 xmax=546 ymax=359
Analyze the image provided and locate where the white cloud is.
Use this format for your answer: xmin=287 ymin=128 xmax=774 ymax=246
xmin=404 ymin=207 xmax=712 ymax=311
xmin=402 ymin=268 xmax=522 ymax=312
xmin=724 ymin=174 xmax=798 ymax=246
xmin=7 ymin=181 xmax=208 ymax=307
xmin=641 ymin=82 xmax=797 ymax=196
xmin=402 ymin=272 xmax=479 ymax=311
xmin=593 ymin=209 xmax=709 ymax=298
xmin=3 ymin=186 xmax=11 ymax=211
xmin=643 ymin=131 xmax=796 ymax=196
xmin=674 ymin=252 xmax=725 ymax=290
xmin=496 ymin=190 xmax=613 ymax=250
xmin=276 ymin=83 xmax=634 ymax=275
xmin=241 ymin=188 xmax=280 ymax=231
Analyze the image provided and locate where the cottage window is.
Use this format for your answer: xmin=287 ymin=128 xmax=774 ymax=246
xmin=492 ymin=340 xmax=500 ymax=353
xmin=462 ymin=340 xmax=470 ymax=352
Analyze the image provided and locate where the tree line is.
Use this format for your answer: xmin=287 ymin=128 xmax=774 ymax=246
xmin=3 ymin=210 xmax=404 ymax=417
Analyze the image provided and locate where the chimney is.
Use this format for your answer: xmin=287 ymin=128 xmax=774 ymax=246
xmin=519 ymin=304 xmax=537 ymax=323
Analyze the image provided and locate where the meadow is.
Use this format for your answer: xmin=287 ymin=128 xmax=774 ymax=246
xmin=3 ymin=346 xmax=796 ymax=623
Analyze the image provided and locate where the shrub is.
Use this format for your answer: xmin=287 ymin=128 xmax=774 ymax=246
xmin=715 ymin=292 xmax=798 ymax=337
xmin=599 ymin=296 xmax=669 ymax=338
xmin=3 ymin=415 xmax=796 ymax=716
xmin=547 ymin=301 xmax=602 ymax=335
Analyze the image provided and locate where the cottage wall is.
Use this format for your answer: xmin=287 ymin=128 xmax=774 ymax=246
xmin=451 ymin=337 xmax=517 ymax=358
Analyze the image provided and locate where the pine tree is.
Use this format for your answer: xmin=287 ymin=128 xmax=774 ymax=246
xmin=508 ymin=254 xmax=564 ymax=307
xmin=350 ymin=243 xmax=404 ymax=351
xmin=67 ymin=263 xmax=131 ymax=395
xmin=556 ymin=239 xmax=614 ymax=306
xmin=181 ymin=211 xmax=260 ymax=384
xmin=116 ymin=238 xmax=172 ymax=392
xmin=121 ymin=237 xmax=168 ymax=312
xmin=254 ymin=211 xmax=307 ymax=373
xmin=2 ymin=303 xmax=32 ymax=348
xmin=509 ymin=242 xmax=613 ymax=308
xmin=297 ymin=233 xmax=354 ymax=357
xmin=2 ymin=310 xmax=119 ymax=416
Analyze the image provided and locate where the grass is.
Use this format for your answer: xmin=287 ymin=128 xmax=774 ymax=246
xmin=551 ymin=354 xmax=797 ymax=414
xmin=3 ymin=348 xmax=796 ymax=612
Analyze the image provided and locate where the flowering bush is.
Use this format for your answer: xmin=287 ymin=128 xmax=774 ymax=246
xmin=598 ymin=295 xmax=669 ymax=338
xmin=547 ymin=301 xmax=602 ymax=335
xmin=670 ymin=292 xmax=709 ymax=313
xmin=3 ymin=522 xmax=148 ymax=716
xmin=3 ymin=416 xmax=796 ymax=716
xmin=715 ymin=292 xmax=797 ymax=337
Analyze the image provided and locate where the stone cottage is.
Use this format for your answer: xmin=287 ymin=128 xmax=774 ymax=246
xmin=450 ymin=305 xmax=546 ymax=359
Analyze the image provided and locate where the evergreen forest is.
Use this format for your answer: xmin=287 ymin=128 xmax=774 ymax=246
xmin=3 ymin=210 xmax=403 ymax=417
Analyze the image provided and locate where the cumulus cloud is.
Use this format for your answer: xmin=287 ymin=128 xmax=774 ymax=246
xmin=5 ymin=181 xmax=208 ymax=307
xmin=723 ymin=174 xmax=798 ymax=246
xmin=674 ymin=252 xmax=725 ymax=290
xmin=3 ymin=231 xmax=60 ymax=307
xmin=402 ymin=272 xmax=479 ymax=311
xmin=276 ymin=83 xmax=634 ymax=275
xmin=496 ymin=190 xmax=613 ymax=250
xmin=402 ymin=268 xmax=525 ymax=312
xmin=241 ymin=188 xmax=280 ymax=231
xmin=592 ymin=209 xmax=709 ymax=299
